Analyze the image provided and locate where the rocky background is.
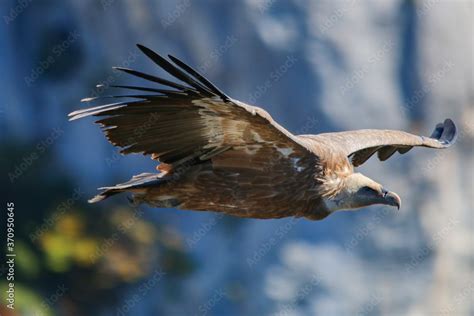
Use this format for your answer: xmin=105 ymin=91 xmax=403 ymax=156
xmin=1 ymin=0 xmax=472 ymax=315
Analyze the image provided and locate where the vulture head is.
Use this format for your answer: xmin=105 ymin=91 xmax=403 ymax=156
xmin=325 ymin=173 xmax=401 ymax=212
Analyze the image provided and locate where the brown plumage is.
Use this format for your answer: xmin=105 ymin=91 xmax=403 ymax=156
xmin=69 ymin=44 xmax=457 ymax=220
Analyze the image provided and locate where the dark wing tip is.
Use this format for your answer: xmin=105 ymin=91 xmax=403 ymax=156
xmin=167 ymin=54 xmax=229 ymax=101
xmin=136 ymin=43 xmax=148 ymax=51
xmin=136 ymin=44 xmax=152 ymax=56
xmin=136 ymin=44 xmax=229 ymax=100
xmin=430 ymin=118 xmax=458 ymax=147
xmin=136 ymin=44 xmax=162 ymax=62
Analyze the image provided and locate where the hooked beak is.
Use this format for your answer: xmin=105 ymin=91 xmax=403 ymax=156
xmin=382 ymin=189 xmax=401 ymax=210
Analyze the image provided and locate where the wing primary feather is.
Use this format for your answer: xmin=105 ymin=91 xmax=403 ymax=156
xmin=109 ymin=85 xmax=170 ymax=93
xmin=68 ymin=101 xmax=144 ymax=121
xmin=439 ymin=118 xmax=457 ymax=146
xmin=136 ymin=44 xmax=213 ymax=96
xmin=430 ymin=123 xmax=444 ymax=140
xmin=167 ymin=54 xmax=229 ymax=101
xmin=107 ymin=85 xmax=198 ymax=97
xmin=377 ymin=146 xmax=398 ymax=161
xmin=69 ymin=101 xmax=129 ymax=117
xmin=81 ymin=95 xmax=155 ymax=102
xmin=429 ymin=118 xmax=457 ymax=146
xmin=397 ymin=147 xmax=412 ymax=154
xmin=113 ymin=67 xmax=190 ymax=91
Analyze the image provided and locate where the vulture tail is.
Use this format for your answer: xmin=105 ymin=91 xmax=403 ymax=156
xmin=88 ymin=172 xmax=165 ymax=203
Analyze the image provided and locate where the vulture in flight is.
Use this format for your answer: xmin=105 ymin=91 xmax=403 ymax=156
xmin=69 ymin=44 xmax=457 ymax=220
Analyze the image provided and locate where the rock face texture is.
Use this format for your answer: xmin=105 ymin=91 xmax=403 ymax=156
xmin=1 ymin=0 xmax=472 ymax=315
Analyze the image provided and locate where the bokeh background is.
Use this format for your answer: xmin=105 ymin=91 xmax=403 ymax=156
xmin=1 ymin=0 xmax=473 ymax=315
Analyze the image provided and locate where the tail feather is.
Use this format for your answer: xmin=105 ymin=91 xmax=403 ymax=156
xmin=88 ymin=172 xmax=164 ymax=203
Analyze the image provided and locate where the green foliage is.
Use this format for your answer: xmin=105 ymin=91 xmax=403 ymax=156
xmin=2 ymin=143 xmax=195 ymax=315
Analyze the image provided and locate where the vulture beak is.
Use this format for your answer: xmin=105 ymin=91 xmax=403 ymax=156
xmin=382 ymin=189 xmax=401 ymax=210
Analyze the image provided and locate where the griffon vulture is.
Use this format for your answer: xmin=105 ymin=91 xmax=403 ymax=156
xmin=69 ymin=45 xmax=457 ymax=220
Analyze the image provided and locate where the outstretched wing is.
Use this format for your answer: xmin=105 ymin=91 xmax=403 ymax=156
xmin=69 ymin=44 xmax=317 ymax=172
xmin=302 ymin=119 xmax=457 ymax=167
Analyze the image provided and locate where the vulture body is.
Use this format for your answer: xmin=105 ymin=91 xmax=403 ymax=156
xmin=69 ymin=45 xmax=457 ymax=220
